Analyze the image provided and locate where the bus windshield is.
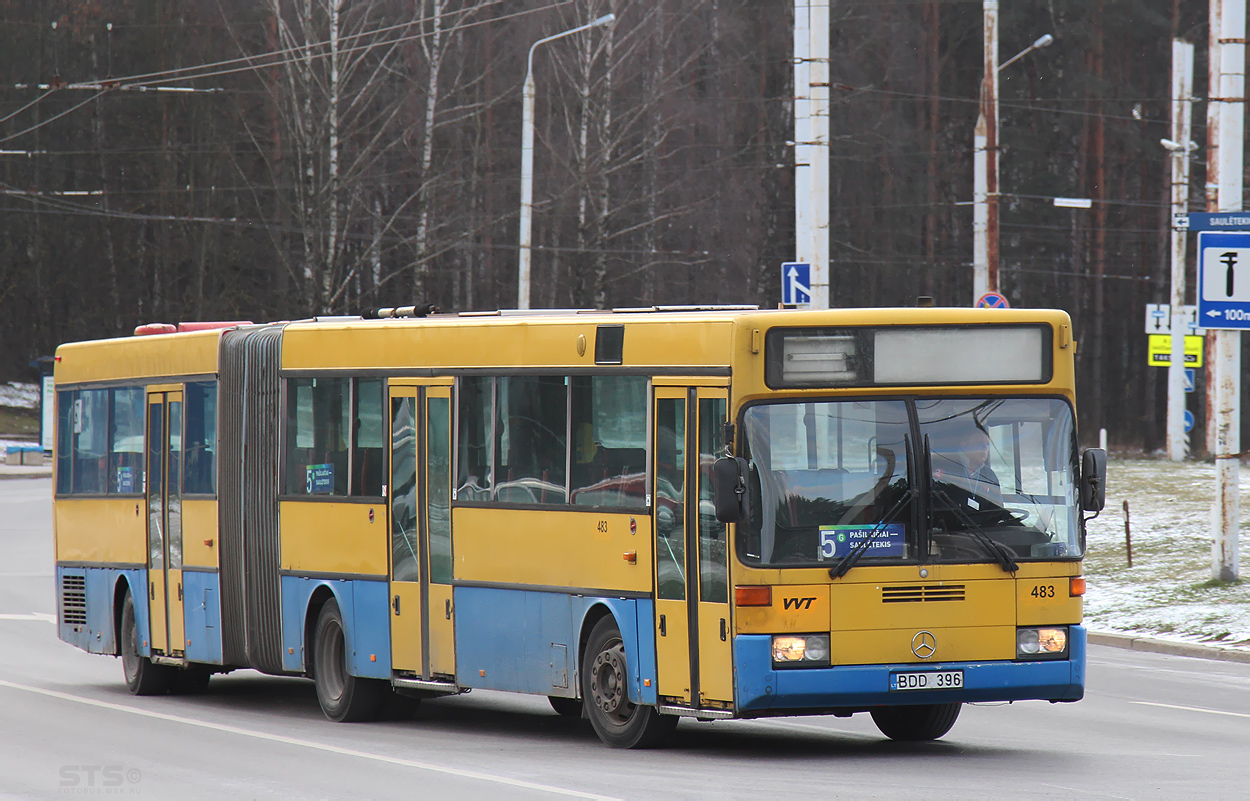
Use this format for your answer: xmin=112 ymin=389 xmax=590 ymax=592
xmin=738 ymin=397 xmax=1080 ymax=567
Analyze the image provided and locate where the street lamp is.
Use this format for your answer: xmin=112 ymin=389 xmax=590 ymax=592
xmin=517 ymin=13 xmax=615 ymax=310
xmin=973 ymin=1 xmax=1054 ymax=304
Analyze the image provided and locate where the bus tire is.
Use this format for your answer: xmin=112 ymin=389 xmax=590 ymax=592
xmin=870 ymin=702 xmax=962 ymax=741
xmin=120 ymin=592 xmax=173 ymax=696
xmin=312 ymin=597 xmax=384 ymax=722
xmin=548 ymin=695 xmax=584 ymax=718
xmin=582 ymin=617 xmax=677 ymax=748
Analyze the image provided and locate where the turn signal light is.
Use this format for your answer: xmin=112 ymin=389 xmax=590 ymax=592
xmin=735 ymin=585 xmax=772 ymax=606
xmin=1070 ymin=577 xmax=1086 ymax=597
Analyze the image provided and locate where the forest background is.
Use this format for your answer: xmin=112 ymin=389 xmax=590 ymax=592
xmin=0 ymin=0 xmax=1236 ymax=450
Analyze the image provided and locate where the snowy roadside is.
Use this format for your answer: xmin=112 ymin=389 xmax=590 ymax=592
xmin=1085 ymin=456 xmax=1250 ymax=649
xmin=0 ymin=381 xmax=39 ymax=409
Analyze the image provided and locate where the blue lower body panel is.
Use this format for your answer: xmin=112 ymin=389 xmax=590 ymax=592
xmin=57 ymin=566 xmax=147 ymax=656
xmin=279 ymin=576 xmax=391 ymax=679
xmin=736 ymin=626 xmax=1086 ymax=713
xmin=182 ymin=570 xmax=223 ymax=665
xmin=453 ymin=587 xmax=657 ymax=705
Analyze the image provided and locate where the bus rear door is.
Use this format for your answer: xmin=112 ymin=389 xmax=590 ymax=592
xmin=653 ymin=381 xmax=731 ymax=710
xmin=388 ymin=380 xmax=456 ymax=681
xmin=145 ymin=387 xmax=184 ymax=658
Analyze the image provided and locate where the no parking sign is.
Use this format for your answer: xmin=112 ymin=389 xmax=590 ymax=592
xmin=975 ymin=292 xmax=1010 ymax=309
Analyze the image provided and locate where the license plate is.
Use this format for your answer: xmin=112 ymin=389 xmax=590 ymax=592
xmin=890 ymin=670 xmax=964 ymax=691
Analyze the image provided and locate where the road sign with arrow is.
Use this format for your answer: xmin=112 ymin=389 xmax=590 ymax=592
xmin=781 ymin=262 xmax=811 ymax=306
xmin=1144 ymin=303 xmax=1203 ymax=335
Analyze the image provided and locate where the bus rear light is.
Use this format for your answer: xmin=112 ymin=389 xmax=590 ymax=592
xmin=735 ymin=585 xmax=772 ymax=606
xmin=1069 ymin=577 xmax=1086 ymax=596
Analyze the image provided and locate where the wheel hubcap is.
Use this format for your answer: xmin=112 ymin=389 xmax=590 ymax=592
xmin=591 ymin=641 xmax=632 ymax=721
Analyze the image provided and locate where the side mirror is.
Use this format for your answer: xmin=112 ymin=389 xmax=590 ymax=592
xmin=713 ymin=456 xmax=751 ymax=524
xmin=1080 ymin=448 xmax=1107 ymax=512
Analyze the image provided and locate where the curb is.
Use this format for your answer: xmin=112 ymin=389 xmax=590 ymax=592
xmin=1089 ymin=631 xmax=1250 ymax=665
xmin=0 ymin=469 xmax=51 ymax=481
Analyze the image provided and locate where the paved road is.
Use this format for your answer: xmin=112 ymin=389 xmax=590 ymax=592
xmin=2 ymin=478 xmax=1247 ymax=799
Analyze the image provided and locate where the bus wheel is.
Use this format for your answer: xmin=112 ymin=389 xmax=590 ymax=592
xmin=312 ymin=598 xmax=384 ymax=722
xmin=120 ymin=592 xmax=173 ymax=696
xmin=582 ymin=617 xmax=677 ymax=748
xmin=548 ymin=696 xmax=584 ymax=718
xmin=870 ymin=703 xmax=962 ymax=741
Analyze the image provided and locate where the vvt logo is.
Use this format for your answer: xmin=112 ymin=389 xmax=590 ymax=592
xmin=782 ymin=597 xmax=816 ymax=611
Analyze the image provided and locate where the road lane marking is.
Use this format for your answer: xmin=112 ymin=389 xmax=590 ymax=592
xmin=0 ymin=613 xmax=54 ymax=622
xmin=1040 ymin=783 xmax=1132 ymax=799
xmin=1131 ymin=701 xmax=1250 ymax=720
xmin=0 ymin=678 xmax=620 ymax=799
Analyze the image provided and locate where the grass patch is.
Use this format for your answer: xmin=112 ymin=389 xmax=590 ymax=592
xmin=1194 ymin=578 xmax=1244 ymax=589
xmin=0 ymin=405 xmax=39 ymax=437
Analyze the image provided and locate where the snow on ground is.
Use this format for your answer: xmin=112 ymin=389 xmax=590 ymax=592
xmin=1085 ymin=456 xmax=1250 ymax=646
xmin=0 ymin=382 xmax=38 ymax=409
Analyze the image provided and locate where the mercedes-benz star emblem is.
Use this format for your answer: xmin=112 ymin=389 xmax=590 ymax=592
xmin=911 ymin=630 xmax=937 ymax=659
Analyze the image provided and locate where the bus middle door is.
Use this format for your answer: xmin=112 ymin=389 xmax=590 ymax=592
xmin=388 ymin=381 xmax=455 ymax=680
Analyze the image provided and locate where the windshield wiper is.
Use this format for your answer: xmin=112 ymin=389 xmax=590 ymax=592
xmin=922 ymin=433 xmax=1017 ymax=573
xmin=929 ymin=486 xmax=1019 ymax=573
xmin=829 ymin=435 xmax=915 ymax=580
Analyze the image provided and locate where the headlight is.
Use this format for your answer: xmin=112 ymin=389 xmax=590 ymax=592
xmin=772 ymin=634 xmax=831 ymax=667
xmin=1017 ymin=626 xmax=1068 ymax=659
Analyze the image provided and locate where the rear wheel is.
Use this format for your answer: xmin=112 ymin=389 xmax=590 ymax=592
xmin=870 ymin=703 xmax=962 ymax=741
xmin=548 ymin=696 xmax=584 ymax=718
xmin=313 ymin=598 xmax=384 ymax=722
xmin=120 ymin=592 xmax=173 ymax=696
xmin=582 ymin=617 xmax=677 ymax=748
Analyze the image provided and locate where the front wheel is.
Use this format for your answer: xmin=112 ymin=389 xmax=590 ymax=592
xmin=870 ymin=702 xmax=961 ymax=741
xmin=313 ymin=598 xmax=384 ymax=722
xmin=582 ymin=617 xmax=677 ymax=748
xmin=120 ymin=591 xmax=173 ymax=696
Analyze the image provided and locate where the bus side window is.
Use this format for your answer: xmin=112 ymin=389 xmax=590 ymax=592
xmin=352 ymin=378 xmax=384 ymax=497
xmin=457 ymin=376 xmax=493 ymax=501
xmin=570 ymin=376 xmax=648 ymax=508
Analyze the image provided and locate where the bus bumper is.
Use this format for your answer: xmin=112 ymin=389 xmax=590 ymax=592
xmin=734 ymin=625 xmax=1086 ymax=713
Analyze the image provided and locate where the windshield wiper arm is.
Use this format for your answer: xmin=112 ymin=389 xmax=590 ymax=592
xmin=830 ymin=435 xmax=915 ymax=580
xmin=828 ymin=488 xmax=916 ymax=579
xmin=930 ymin=486 xmax=1019 ymax=573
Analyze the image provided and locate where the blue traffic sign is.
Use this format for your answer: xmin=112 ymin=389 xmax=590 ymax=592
xmin=1184 ymin=368 xmax=1195 ymax=393
xmin=1185 ymin=212 xmax=1250 ymax=231
xmin=1197 ymin=231 xmax=1250 ymax=329
xmin=782 ymin=262 xmax=811 ymax=305
xmin=975 ymin=292 xmax=1010 ymax=309
xmin=1184 ymin=409 xmax=1195 ymax=433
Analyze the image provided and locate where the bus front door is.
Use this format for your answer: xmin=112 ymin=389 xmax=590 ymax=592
xmin=653 ymin=385 xmax=732 ymax=710
xmin=388 ymin=382 xmax=456 ymax=681
xmin=145 ymin=389 xmax=185 ymax=658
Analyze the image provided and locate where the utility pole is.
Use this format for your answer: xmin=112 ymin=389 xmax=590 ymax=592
xmin=793 ymin=0 xmax=830 ymax=309
xmin=973 ymin=0 xmax=999 ymax=302
xmin=1167 ymin=39 xmax=1195 ymax=462
xmin=1208 ymin=0 xmax=1243 ymax=582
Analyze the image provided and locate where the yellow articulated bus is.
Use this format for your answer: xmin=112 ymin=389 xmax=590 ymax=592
xmin=53 ymin=306 xmax=1105 ymax=747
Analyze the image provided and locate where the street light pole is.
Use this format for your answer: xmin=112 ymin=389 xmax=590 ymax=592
xmin=973 ymin=2 xmax=1053 ymax=304
xmin=517 ymin=13 xmax=615 ymax=310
